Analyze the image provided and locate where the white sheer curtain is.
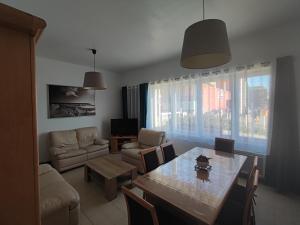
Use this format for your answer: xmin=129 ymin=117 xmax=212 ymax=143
xmin=127 ymin=85 xmax=140 ymax=120
xmin=147 ymin=62 xmax=273 ymax=155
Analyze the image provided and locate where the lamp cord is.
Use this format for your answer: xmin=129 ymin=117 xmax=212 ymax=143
xmin=203 ymin=0 xmax=205 ymax=20
xmin=89 ymin=48 xmax=97 ymax=72
xmin=93 ymin=53 xmax=95 ymax=71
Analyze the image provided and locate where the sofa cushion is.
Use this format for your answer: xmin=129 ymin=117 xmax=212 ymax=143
xmin=85 ymin=144 xmax=108 ymax=153
xmin=56 ymin=155 xmax=87 ymax=171
xmin=56 ymin=149 xmax=87 ymax=160
xmin=122 ymin=148 xmax=142 ymax=160
xmin=50 ymin=130 xmax=79 ymax=150
xmin=39 ymin=164 xmax=53 ymax=176
xmin=76 ymin=127 xmax=98 ymax=148
xmin=39 ymin=164 xmax=80 ymax=215
xmin=95 ymin=138 xmax=109 ymax=145
xmin=138 ymin=128 xmax=165 ymax=146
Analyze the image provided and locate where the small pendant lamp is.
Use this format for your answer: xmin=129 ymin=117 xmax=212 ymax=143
xmin=83 ymin=49 xmax=107 ymax=90
xmin=180 ymin=0 xmax=231 ymax=69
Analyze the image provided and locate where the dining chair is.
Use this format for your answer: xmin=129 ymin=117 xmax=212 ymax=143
xmin=216 ymin=169 xmax=259 ymax=225
xmin=122 ymin=185 xmax=160 ymax=225
xmin=122 ymin=186 xmax=188 ymax=225
xmin=214 ymin=137 xmax=235 ymax=153
xmin=160 ymin=143 xmax=177 ymax=163
xmin=140 ymin=147 xmax=160 ymax=173
xmin=231 ymin=156 xmax=259 ymax=202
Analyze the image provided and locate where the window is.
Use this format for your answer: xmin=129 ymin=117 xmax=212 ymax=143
xmin=147 ymin=63 xmax=272 ymax=155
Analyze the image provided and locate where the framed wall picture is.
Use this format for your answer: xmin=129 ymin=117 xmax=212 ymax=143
xmin=48 ymin=85 xmax=96 ymax=118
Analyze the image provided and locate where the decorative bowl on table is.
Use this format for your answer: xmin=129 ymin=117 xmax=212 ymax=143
xmin=197 ymin=169 xmax=210 ymax=182
xmin=195 ymin=155 xmax=211 ymax=170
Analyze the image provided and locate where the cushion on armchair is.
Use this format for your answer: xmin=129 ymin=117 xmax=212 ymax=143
xmin=122 ymin=148 xmax=141 ymax=159
xmin=122 ymin=142 xmax=139 ymax=149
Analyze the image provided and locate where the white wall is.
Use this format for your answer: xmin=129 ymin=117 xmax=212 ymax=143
xmin=36 ymin=57 xmax=122 ymax=162
xmin=121 ymin=20 xmax=300 ymax=155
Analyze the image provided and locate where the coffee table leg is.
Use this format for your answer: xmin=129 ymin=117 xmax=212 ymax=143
xmin=105 ymin=178 xmax=117 ymax=201
xmin=84 ymin=166 xmax=91 ymax=182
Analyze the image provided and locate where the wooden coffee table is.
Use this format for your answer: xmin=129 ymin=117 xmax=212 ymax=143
xmin=84 ymin=154 xmax=137 ymax=201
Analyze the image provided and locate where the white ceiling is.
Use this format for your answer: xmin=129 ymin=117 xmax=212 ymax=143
xmin=2 ymin=0 xmax=300 ymax=72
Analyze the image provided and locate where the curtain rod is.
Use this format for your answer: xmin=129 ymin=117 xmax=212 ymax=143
xmin=148 ymin=61 xmax=271 ymax=85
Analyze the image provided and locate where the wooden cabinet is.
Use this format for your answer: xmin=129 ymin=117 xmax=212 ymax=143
xmin=110 ymin=136 xmax=138 ymax=153
xmin=0 ymin=3 xmax=46 ymax=225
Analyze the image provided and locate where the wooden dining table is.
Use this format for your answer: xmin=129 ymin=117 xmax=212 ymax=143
xmin=133 ymin=147 xmax=247 ymax=225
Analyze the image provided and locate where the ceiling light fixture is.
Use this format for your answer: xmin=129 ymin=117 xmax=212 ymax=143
xmin=83 ymin=48 xmax=107 ymax=90
xmin=180 ymin=0 xmax=231 ymax=69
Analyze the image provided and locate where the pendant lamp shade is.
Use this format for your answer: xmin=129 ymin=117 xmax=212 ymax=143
xmin=181 ymin=19 xmax=231 ymax=69
xmin=83 ymin=48 xmax=107 ymax=90
xmin=83 ymin=71 xmax=107 ymax=90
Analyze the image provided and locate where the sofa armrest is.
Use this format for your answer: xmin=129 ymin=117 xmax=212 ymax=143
xmin=94 ymin=138 xmax=109 ymax=145
xmin=122 ymin=142 xmax=139 ymax=149
xmin=49 ymin=147 xmax=67 ymax=156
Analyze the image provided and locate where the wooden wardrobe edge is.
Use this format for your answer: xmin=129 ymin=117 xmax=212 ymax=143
xmin=0 ymin=3 xmax=46 ymax=42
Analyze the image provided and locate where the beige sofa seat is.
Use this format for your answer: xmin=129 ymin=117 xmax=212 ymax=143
xmin=39 ymin=164 xmax=80 ymax=225
xmin=49 ymin=127 xmax=109 ymax=172
xmin=85 ymin=144 xmax=109 ymax=153
xmin=56 ymin=149 xmax=87 ymax=160
xmin=121 ymin=128 xmax=166 ymax=173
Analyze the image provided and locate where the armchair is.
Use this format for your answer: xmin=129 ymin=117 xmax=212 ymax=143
xmin=121 ymin=128 xmax=166 ymax=173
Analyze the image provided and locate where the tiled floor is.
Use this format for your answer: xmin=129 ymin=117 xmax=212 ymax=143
xmin=62 ymin=167 xmax=300 ymax=225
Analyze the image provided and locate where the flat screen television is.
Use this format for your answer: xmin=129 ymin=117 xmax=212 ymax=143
xmin=111 ymin=119 xmax=138 ymax=136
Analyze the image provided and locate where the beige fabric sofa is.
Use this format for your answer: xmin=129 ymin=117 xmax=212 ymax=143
xmin=49 ymin=127 xmax=109 ymax=172
xmin=39 ymin=164 xmax=80 ymax=225
xmin=121 ymin=128 xmax=166 ymax=173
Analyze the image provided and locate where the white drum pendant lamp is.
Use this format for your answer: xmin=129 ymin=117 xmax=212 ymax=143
xmin=181 ymin=0 xmax=231 ymax=69
xmin=83 ymin=49 xmax=107 ymax=90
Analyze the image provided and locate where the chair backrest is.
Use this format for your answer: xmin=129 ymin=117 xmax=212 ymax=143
xmin=160 ymin=143 xmax=176 ymax=163
xmin=245 ymin=156 xmax=258 ymax=193
xmin=243 ymin=169 xmax=259 ymax=225
xmin=138 ymin=128 xmax=166 ymax=147
xmin=140 ymin=147 xmax=160 ymax=173
xmin=214 ymin=137 xmax=235 ymax=153
xmin=122 ymin=186 xmax=159 ymax=225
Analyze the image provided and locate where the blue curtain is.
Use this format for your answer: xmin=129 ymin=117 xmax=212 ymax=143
xmin=265 ymin=56 xmax=300 ymax=193
xmin=122 ymin=86 xmax=128 ymax=119
xmin=139 ymin=83 xmax=148 ymax=128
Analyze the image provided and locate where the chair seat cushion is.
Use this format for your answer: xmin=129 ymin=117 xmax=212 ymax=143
xmin=85 ymin=144 xmax=108 ymax=153
xmin=139 ymin=144 xmax=153 ymax=149
xmin=122 ymin=142 xmax=139 ymax=149
xmin=122 ymin=148 xmax=142 ymax=160
xmin=56 ymin=149 xmax=87 ymax=159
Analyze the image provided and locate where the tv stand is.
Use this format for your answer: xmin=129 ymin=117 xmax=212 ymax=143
xmin=110 ymin=135 xmax=137 ymax=154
